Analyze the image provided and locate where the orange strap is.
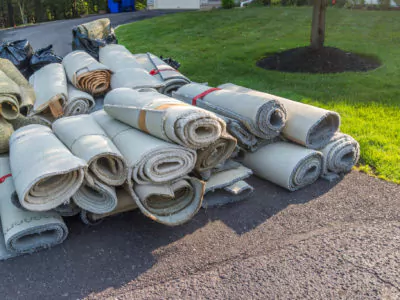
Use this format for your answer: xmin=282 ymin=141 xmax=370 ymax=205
xmin=192 ymin=88 xmax=220 ymax=106
xmin=0 ymin=173 xmax=11 ymax=184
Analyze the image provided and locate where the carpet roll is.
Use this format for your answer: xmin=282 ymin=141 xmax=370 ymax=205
xmin=104 ymin=88 xmax=225 ymax=149
xmin=64 ymin=84 xmax=95 ymax=116
xmin=0 ymin=118 xmax=13 ymax=154
xmin=131 ymin=176 xmax=205 ymax=226
xmin=29 ymin=63 xmax=67 ymax=118
xmin=92 ymin=110 xmax=197 ymax=185
xmin=0 ymin=156 xmax=68 ymax=260
xmin=0 ymin=58 xmax=35 ymax=115
xmin=76 ymin=18 xmax=113 ymax=40
xmin=63 ymin=50 xmax=111 ymax=96
xmin=320 ymin=132 xmax=360 ymax=180
xmin=10 ymin=125 xmax=86 ymax=211
xmin=0 ymin=70 xmax=21 ymax=120
xmin=54 ymin=201 xmax=81 ymax=217
xmin=99 ymin=44 xmax=142 ymax=72
xmin=241 ymin=142 xmax=323 ymax=191
xmin=134 ymin=53 xmax=191 ymax=95
xmin=219 ymin=83 xmax=341 ymax=149
xmin=174 ymin=83 xmax=287 ymax=139
xmin=8 ymin=114 xmax=51 ymax=130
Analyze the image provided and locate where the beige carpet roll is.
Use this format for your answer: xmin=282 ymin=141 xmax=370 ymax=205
xmin=64 ymin=84 xmax=95 ymax=116
xmin=92 ymin=110 xmax=196 ymax=184
xmin=76 ymin=18 xmax=113 ymax=39
xmin=134 ymin=53 xmax=191 ymax=95
xmin=131 ymin=176 xmax=205 ymax=226
xmin=321 ymin=132 xmax=360 ymax=180
xmin=0 ymin=156 xmax=68 ymax=260
xmin=219 ymin=83 xmax=341 ymax=149
xmin=0 ymin=70 xmax=21 ymax=120
xmin=104 ymin=88 xmax=225 ymax=149
xmin=63 ymin=50 xmax=111 ymax=96
xmin=0 ymin=118 xmax=13 ymax=154
xmin=195 ymin=133 xmax=237 ymax=176
xmin=0 ymin=58 xmax=35 ymax=115
xmin=174 ymin=83 xmax=287 ymax=139
xmin=242 ymin=142 xmax=323 ymax=191
xmin=29 ymin=63 xmax=67 ymax=118
xmin=10 ymin=125 xmax=86 ymax=211
xmin=8 ymin=114 xmax=51 ymax=130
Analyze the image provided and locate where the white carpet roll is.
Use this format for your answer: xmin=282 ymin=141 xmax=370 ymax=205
xmin=64 ymin=84 xmax=95 ymax=116
xmin=242 ymin=142 xmax=323 ymax=191
xmin=219 ymin=83 xmax=341 ymax=149
xmin=0 ymin=156 xmax=68 ymax=260
xmin=131 ymin=176 xmax=205 ymax=226
xmin=10 ymin=125 xmax=86 ymax=211
xmin=321 ymin=132 xmax=360 ymax=180
xmin=92 ymin=110 xmax=196 ymax=184
xmin=173 ymin=83 xmax=287 ymax=139
xmin=104 ymin=88 xmax=225 ymax=149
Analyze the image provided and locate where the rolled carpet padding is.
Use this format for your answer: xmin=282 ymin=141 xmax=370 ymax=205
xmin=92 ymin=110 xmax=196 ymax=184
xmin=203 ymin=161 xmax=254 ymax=208
xmin=0 ymin=118 xmax=13 ymax=154
xmin=173 ymin=83 xmax=287 ymax=140
xmin=104 ymin=88 xmax=225 ymax=149
xmin=131 ymin=176 xmax=205 ymax=226
xmin=219 ymin=83 xmax=341 ymax=149
xmin=63 ymin=50 xmax=111 ymax=96
xmin=134 ymin=53 xmax=191 ymax=95
xmin=10 ymin=125 xmax=86 ymax=211
xmin=54 ymin=201 xmax=81 ymax=217
xmin=320 ymin=132 xmax=360 ymax=180
xmin=0 ymin=70 xmax=22 ymax=120
xmin=28 ymin=63 xmax=67 ymax=118
xmin=99 ymin=45 xmax=165 ymax=91
xmin=241 ymin=142 xmax=323 ymax=191
xmin=64 ymin=84 xmax=95 ymax=116
xmin=0 ymin=58 xmax=35 ymax=115
xmin=0 ymin=156 xmax=68 ymax=259
xmin=8 ymin=114 xmax=51 ymax=130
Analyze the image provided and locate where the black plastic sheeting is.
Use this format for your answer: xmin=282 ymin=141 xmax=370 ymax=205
xmin=0 ymin=39 xmax=33 ymax=77
xmin=30 ymin=45 xmax=63 ymax=72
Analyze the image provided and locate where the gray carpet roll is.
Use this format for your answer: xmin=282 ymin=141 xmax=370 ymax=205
xmin=241 ymin=142 xmax=323 ymax=191
xmin=64 ymin=84 xmax=95 ymax=116
xmin=219 ymin=83 xmax=341 ymax=149
xmin=10 ymin=125 xmax=86 ymax=211
xmin=0 ymin=117 xmax=13 ymax=154
xmin=54 ymin=201 xmax=81 ymax=217
xmin=104 ymin=88 xmax=225 ymax=149
xmin=173 ymin=83 xmax=287 ymax=139
xmin=0 ymin=156 xmax=68 ymax=260
xmin=0 ymin=70 xmax=21 ymax=120
xmin=92 ymin=110 xmax=196 ymax=184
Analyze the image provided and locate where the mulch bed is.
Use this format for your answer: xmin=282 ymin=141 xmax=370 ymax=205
xmin=257 ymin=46 xmax=381 ymax=74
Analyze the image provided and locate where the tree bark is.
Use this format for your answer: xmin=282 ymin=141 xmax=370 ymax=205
xmin=17 ymin=0 xmax=27 ymax=24
xmin=310 ymin=0 xmax=327 ymax=50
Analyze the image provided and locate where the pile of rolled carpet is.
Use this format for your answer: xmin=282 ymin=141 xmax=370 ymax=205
xmin=0 ymin=42 xmax=360 ymax=261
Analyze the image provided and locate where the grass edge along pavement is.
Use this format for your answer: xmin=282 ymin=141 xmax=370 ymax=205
xmin=116 ymin=7 xmax=400 ymax=184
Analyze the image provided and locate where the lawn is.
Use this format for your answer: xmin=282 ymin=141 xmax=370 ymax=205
xmin=116 ymin=7 xmax=400 ymax=184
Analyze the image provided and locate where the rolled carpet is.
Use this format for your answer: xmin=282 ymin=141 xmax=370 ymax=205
xmin=0 ymin=58 xmax=35 ymax=115
xmin=63 ymin=50 xmax=112 ymax=96
xmin=203 ymin=161 xmax=254 ymax=208
xmin=0 ymin=156 xmax=68 ymax=260
xmin=76 ymin=18 xmax=113 ymax=40
xmin=131 ymin=176 xmax=205 ymax=226
xmin=8 ymin=114 xmax=51 ymax=130
xmin=173 ymin=83 xmax=287 ymax=139
xmin=0 ymin=70 xmax=21 ymax=120
xmin=10 ymin=124 xmax=86 ymax=211
xmin=0 ymin=117 xmax=13 ymax=154
xmin=134 ymin=53 xmax=191 ymax=95
xmin=99 ymin=45 xmax=165 ymax=91
xmin=241 ymin=142 xmax=323 ymax=191
xmin=64 ymin=84 xmax=95 ymax=116
xmin=104 ymin=88 xmax=225 ymax=149
xmin=28 ymin=63 xmax=67 ymax=118
xmin=219 ymin=83 xmax=341 ymax=150
xmin=320 ymin=132 xmax=360 ymax=180
xmin=54 ymin=201 xmax=81 ymax=217
xmin=92 ymin=110 xmax=196 ymax=185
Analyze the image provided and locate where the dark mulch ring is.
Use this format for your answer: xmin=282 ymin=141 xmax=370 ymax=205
xmin=257 ymin=46 xmax=381 ymax=74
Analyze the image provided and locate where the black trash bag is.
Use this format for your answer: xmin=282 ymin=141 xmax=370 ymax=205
xmin=30 ymin=45 xmax=63 ymax=72
xmin=72 ymin=27 xmax=118 ymax=60
xmin=0 ymin=39 xmax=33 ymax=77
xmin=160 ymin=56 xmax=181 ymax=70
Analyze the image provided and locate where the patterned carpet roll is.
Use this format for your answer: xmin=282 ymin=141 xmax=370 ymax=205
xmin=0 ymin=70 xmax=21 ymax=120
xmin=0 ymin=118 xmax=13 ymax=154
xmin=64 ymin=84 xmax=95 ymax=116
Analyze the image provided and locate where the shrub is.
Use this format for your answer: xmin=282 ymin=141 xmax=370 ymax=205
xmin=222 ymin=0 xmax=235 ymax=9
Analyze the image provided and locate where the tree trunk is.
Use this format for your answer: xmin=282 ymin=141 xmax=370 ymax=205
xmin=17 ymin=0 xmax=27 ymax=24
xmin=310 ymin=0 xmax=327 ymax=50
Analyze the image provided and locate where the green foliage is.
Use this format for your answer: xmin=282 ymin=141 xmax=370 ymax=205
xmin=136 ymin=0 xmax=147 ymax=10
xmin=117 ymin=7 xmax=400 ymax=184
xmin=222 ymin=0 xmax=235 ymax=9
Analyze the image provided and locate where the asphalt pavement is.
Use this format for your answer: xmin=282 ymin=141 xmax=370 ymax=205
xmin=0 ymin=11 xmax=399 ymax=300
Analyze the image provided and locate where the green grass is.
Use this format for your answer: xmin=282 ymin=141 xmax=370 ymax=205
xmin=116 ymin=7 xmax=400 ymax=184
